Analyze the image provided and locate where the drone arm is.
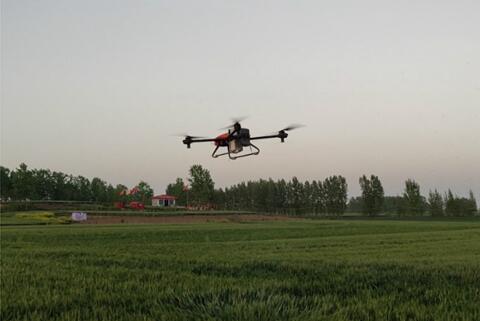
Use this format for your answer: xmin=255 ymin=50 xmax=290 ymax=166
xmin=250 ymin=131 xmax=288 ymax=142
xmin=183 ymin=138 xmax=219 ymax=144
xmin=249 ymin=134 xmax=280 ymax=140
xmin=183 ymin=137 xmax=220 ymax=149
xmin=191 ymin=138 xmax=220 ymax=143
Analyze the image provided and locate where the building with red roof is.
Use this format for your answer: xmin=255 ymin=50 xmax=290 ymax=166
xmin=152 ymin=194 xmax=176 ymax=207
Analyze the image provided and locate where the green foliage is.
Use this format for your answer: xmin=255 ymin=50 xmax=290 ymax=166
xmin=359 ymin=175 xmax=384 ymax=216
xmin=188 ymin=165 xmax=215 ymax=206
xmin=0 ymin=166 xmax=12 ymax=200
xmin=382 ymin=196 xmax=403 ymax=215
xmin=445 ymin=190 xmax=478 ymax=217
xmin=166 ymin=178 xmax=187 ymax=206
xmin=11 ymin=163 xmax=37 ymax=200
xmin=75 ymin=176 xmax=93 ymax=200
xmin=428 ymin=189 xmax=444 ymax=217
xmin=14 ymin=211 xmax=56 ymax=219
xmin=468 ymin=191 xmax=478 ymax=215
xmin=347 ymin=196 xmax=363 ymax=213
xmin=323 ymin=175 xmax=348 ymax=215
xmin=91 ymin=177 xmax=108 ymax=202
xmin=0 ymin=163 xmax=151 ymax=204
xmin=349 ymin=196 xmax=406 ymax=215
xmin=220 ymin=176 xmax=346 ymax=216
xmin=288 ymin=177 xmax=304 ymax=213
xmin=2 ymin=163 xmax=477 ymax=218
xmin=310 ymin=180 xmax=325 ymax=214
xmin=0 ymin=211 xmax=72 ymax=225
xmin=134 ymin=181 xmax=154 ymax=203
xmin=403 ymin=179 xmax=425 ymax=215
xmin=1 ymin=220 xmax=479 ymax=321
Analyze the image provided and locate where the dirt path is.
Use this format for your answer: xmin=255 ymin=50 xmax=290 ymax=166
xmin=80 ymin=214 xmax=299 ymax=225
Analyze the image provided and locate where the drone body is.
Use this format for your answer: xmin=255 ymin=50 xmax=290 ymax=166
xmin=181 ymin=120 xmax=301 ymax=160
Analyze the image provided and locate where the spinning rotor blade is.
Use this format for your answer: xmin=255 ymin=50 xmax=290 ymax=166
xmin=185 ymin=135 xmax=206 ymax=139
xmin=265 ymin=124 xmax=305 ymax=135
xmin=280 ymin=124 xmax=305 ymax=132
xmin=173 ymin=133 xmax=207 ymax=139
xmin=219 ymin=116 xmax=249 ymax=130
xmin=231 ymin=116 xmax=248 ymax=123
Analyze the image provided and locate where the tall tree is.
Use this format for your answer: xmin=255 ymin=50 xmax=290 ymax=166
xmin=371 ymin=175 xmax=385 ymax=213
xmin=467 ymin=191 xmax=478 ymax=216
xmin=276 ymin=179 xmax=288 ymax=214
xmin=91 ymin=177 xmax=107 ymax=203
xmin=115 ymin=184 xmax=128 ymax=203
xmin=135 ymin=181 xmax=154 ymax=203
xmin=75 ymin=176 xmax=92 ymax=201
xmin=32 ymin=169 xmax=53 ymax=200
xmin=428 ymin=189 xmax=444 ymax=217
xmin=0 ymin=166 xmax=12 ymax=200
xmin=188 ymin=165 xmax=215 ymax=206
xmin=213 ymin=188 xmax=226 ymax=209
xmin=403 ymin=179 xmax=424 ymax=215
xmin=166 ymin=178 xmax=187 ymax=206
xmin=446 ymin=190 xmax=478 ymax=217
xmin=311 ymin=180 xmax=324 ymax=214
xmin=62 ymin=175 xmax=77 ymax=200
xmin=51 ymin=171 xmax=67 ymax=200
xmin=445 ymin=190 xmax=457 ymax=216
xmin=289 ymin=177 xmax=304 ymax=214
xmin=265 ymin=179 xmax=277 ymax=213
xmin=105 ymin=184 xmax=117 ymax=202
xmin=11 ymin=163 xmax=37 ymax=200
xmin=323 ymin=175 xmax=348 ymax=216
xmin=303 ymin=180 xmax=313 ymax=214
xmin=359 ymin=175 xmax=384 ymax=216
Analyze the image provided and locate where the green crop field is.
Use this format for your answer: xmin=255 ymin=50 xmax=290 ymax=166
xmin=1 ymin=219 xmax=480 ymax=321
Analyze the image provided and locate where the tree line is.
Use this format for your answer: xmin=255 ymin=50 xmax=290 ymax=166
xmin=0 ymin=163 xmax=153 ymax=203
xmin=167 ymin=168 xmax=348 ymax=214
xmin=348 ymin=176 xmax=477 ymax=217
xmin=167 ymin=166 xmax=478 ymax=216
xmin=1 ymin=163 xmax=478 ymax=216
xmin=216 ymin=176 xmax=348 ymax=215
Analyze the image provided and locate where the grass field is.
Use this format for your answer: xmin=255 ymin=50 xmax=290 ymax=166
xmin=1 ymin=219 xmax=479 ymax=321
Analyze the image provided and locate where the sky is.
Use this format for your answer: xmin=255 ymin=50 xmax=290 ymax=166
xmin=1 ymin=0 xmax=479 ymax=197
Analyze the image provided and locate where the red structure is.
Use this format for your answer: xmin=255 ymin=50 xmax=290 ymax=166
xmin=128 ymin=201 xmax=145 ymax=210
xmin=114 ymin=187 xmax=145 ymax=210
xmin=114 ymin=201 xmax=145 ymax=210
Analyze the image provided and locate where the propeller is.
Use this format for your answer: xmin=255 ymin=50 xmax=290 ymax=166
xmin=176 ymin=133 xmax=208 ymax=149
xmin=274 ymin=124 xmax=304 ymax=143
xmin=219 ymin=116 xmax=249 ymax=130
xmin=173 ymin=133 xmax=207 ymax=139
xmin=267 ymin=124 xmax=305 ymax=135
xmin=280 ymin=124 xmax=305 ymax=132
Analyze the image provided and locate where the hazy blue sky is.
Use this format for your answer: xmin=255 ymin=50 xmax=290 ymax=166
xmin=2 ymin=0 xmax=479 ymax=197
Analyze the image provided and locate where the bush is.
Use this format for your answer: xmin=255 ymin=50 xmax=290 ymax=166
xmin=14 ymin=211 xmax=72 ymax=224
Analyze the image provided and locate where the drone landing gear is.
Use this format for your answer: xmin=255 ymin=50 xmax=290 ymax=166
xmin=212 ymin=146 xmax=229 ymax=158
xmin=229 ymin=143 xmax=260 ymax=160
xmin=212 ymin=143 xmax=260 ymax=160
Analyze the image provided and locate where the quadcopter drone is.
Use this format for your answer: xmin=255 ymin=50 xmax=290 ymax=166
xmin=180 ymin=119 xmax=303 ymax=160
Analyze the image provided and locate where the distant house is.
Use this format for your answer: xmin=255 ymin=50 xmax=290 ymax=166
xmin=152 ymin=195 xmax=176 ymax=207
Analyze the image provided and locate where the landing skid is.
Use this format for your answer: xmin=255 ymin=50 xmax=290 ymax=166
xmin=212 ymin=143 xmax=260 ymax=160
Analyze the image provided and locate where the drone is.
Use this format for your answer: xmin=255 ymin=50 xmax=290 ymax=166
xmin=180 ymin=118 xmax=303 ymax=160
